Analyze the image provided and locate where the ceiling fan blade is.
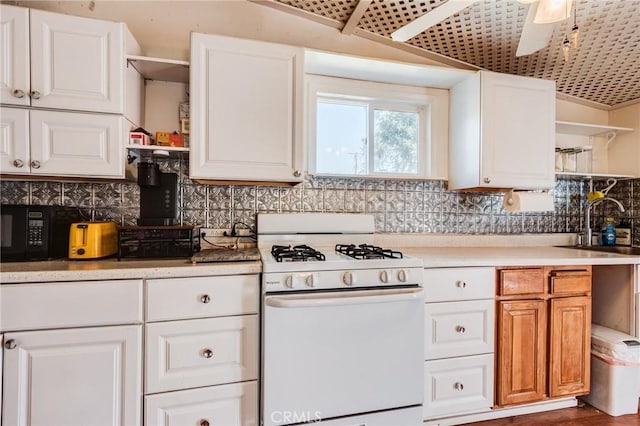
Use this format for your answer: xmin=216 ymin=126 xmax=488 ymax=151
xmin=390 ymin=0 xmax=480 ymax=42
xmin=516 ymin=2 xmax=555 ymax=56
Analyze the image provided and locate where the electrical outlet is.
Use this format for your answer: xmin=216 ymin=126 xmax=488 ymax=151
xmin=200 ymin=228 xmax=225 ymax=238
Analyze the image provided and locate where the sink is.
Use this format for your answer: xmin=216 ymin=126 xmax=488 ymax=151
xmin=557 ymin=245 xmax=640 ymax=256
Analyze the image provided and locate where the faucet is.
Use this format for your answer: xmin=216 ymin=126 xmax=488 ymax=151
xmin=582 ymin=196 xmax=625 ymax=247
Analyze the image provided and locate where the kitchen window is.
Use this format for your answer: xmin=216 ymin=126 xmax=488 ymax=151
xmin=307 ymin=75 xmax=448 ymax=179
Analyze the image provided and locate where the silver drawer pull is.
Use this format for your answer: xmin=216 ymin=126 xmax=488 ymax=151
xmin=456 ymin=325 xmax=466 ymax=333
xmin=454 ymin=382 xmax=464 ymax=391
xmin=200 ymin=420 xmax=210 ymax=426
xmin=202 ymin=349 xmax=213 ymax=359
xmin=200 ymin=294 xmax=211 ymax=304
xmin=5 ymin=339 xmax=16 ymax=350
xmin=31 ymin=160 xmax=41 ymax=169
xmin=12 ymin=89 xmax=25 ymax=98
xmin=12 ymin=159 xmax=24 ymax=168
xmin=456 ymin=281 xmax=467 ymax=288
xmin=30 ymin=90 xmax=41 ymax=99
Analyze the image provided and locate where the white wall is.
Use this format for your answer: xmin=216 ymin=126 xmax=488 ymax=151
xmin=609 ymin=103 xmax=640 ymax=176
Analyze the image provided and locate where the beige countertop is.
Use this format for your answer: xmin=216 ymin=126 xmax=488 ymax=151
xmin=1 ymin=234 xmax=638 ymax=283
xmin=403 ymin=246 xmax=640 ymax=268
xmin=0 ymin=258 xmax=262 ymax=283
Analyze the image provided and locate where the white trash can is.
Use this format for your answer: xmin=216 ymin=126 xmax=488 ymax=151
xmin=581 ymin=324 xmax=640 ymax=416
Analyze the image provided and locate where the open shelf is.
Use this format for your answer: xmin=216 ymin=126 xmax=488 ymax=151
xmin=126 ymin=55 xmax=189 ymax=83
xmin=556 ymin=121 xmax=633 ymax=137
xmin=125 ymin=144 xmax=189 ymax=153
xmin=555 ymin=171 xmax=635 ymax=180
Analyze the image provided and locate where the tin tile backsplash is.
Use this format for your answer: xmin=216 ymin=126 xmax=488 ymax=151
xmin=1 ymin=157 xmax=638 ymax=245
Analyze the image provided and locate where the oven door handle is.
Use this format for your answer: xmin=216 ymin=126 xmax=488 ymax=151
xmin=265 ymin=287 xmax=424 ymax=308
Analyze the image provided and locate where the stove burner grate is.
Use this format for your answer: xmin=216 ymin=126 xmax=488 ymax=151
xmin=335 ymin=243 xmax=404 ymax=260
xmin=271 ymin=244 xmax=326 ymax=262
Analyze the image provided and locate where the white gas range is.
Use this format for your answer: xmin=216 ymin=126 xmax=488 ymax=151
xmin=258 ymin=213 xmax=425 ymax=426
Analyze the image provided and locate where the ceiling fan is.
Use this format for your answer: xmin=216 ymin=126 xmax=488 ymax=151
xmin=390 ymin=0 xmax=576 ymax=57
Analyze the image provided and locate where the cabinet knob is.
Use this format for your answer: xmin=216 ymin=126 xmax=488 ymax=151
xmin=200 ymin=420 xmax=210 ymax=426
xmin=12 ymin=159 xmax=25 ymax=168
xmin=31 ymin=160 xmax=41 ymax=169
xmin=456 ymin=325 xmax=466 ymax=333
xmin=5 ymin=339 xmax=16 ymax=350
xmin=456 ymin=281 xmax=467 ymax=289
xmin=11 ymin=89 xmax=25 ymax=98
xmin=30 ymin=90 xmax=41 ymax=100
xmin=202 ymin=348 xmax=213 ymax=359
xmin=454 ymin=382 xmax=464 ymax=391
xmin=483 ymin=177 xmax=491 ymax=184
xmin=293 ymin=170 xmax=301 ymax=178
xmin=200 ymin=294 xmax=211 ymax=304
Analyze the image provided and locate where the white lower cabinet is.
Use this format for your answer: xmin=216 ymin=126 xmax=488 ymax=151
xmin=424 ymin=354 xmax=494 ymax=418
xmin=2 ymin=325 xmax=142 ymax=426
xmin=423 ymin=267 xmax=495 ymax=421
xmin=144 ymin=274 xmax=260 ymax=426
xmin=145 ymin=381 xmax=258 ymax=426
xmin=145 ymin=316 xmax=259 ymax=394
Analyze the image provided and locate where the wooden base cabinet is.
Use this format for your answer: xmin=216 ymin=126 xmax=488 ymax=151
xmin=497 ymin=299 xmax=546 ymax=406
xmin=496 ymin=267 xmax=592 ymax=407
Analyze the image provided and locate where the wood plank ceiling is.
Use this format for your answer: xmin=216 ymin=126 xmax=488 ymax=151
xmin=265 ymin=0 xmax=640 ymax=108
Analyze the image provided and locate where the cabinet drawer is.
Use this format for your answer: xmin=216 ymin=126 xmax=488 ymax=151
xmin=146 ymin=275 xmax=259 ymax=321
xmin=145 ymin=315 xmax=259 ymax=394
xmin=499 ymin=268 xmax=544 ymax=296
xmin=145 ymin=381 xmax=258 ymax=426
xmin=423 ymin=354 xmax=494 ymax=419
xmin=1 ymin=280 xmax=143 ymax=331
xmin=549 ymin=270 xmax=591 ymax=295
xmin=423 ymin=268 xmax=494 ymax=302
xmin=425 ymin=300 xmax=495 ymax=360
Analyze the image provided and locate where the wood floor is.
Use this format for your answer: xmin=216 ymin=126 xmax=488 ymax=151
xmin=466 ymin=403 xmax=640 ymax=425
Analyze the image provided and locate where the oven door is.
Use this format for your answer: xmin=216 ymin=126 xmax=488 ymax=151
xmin=262 ymin=287 xmax=424 ymax=426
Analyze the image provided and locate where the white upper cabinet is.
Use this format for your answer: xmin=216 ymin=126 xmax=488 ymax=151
xmin=190 ymin=33 xmax=304 ymax=183
xmin=1 ymin=107 xmax=126 ymax=178
xmin=0 ymin=5 xmax=30 ymax=107
xmin=449 ymin=71 xmax=556 ymax=190
xmin=1 ymin=4 xmax=125 ymax=114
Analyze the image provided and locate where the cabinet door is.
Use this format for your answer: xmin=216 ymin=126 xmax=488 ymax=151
xmin=2 ymin=325 xmax=142 ymax=426
xmin=145 ymin=315 xmax=259 ymax=393
xmin=0 ymin=107 xmax=30 ymax=174
xmin=190 ymin=33 xmax=303 ymax=182
xmin=424 ymin=354 xmax=494 ymax=419
xmin=0 ymin=5 xmax=30 ymax=106
xmin=496 ymin=299 xmax=546 ymax=406
xmin=549 ymin=296 xmax=591 ymax=397
xmin=480 ymin=71 xmax=555 ymax=189
xmin=29 ymin=109 xmax=124 ymax=178
xmin=145 ymin=382 xmax=258 ymax=426
xmin=29 ymin=9 xmax=124 ymax=113
xmin=424 ymin=299 xmax=494 ymax=360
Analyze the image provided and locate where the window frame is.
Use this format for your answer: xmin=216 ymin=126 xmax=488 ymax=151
xmin=306 ymin=75 xmax=448 ymax=180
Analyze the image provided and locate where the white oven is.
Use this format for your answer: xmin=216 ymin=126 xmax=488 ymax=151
xmin=258 ymin=213 xmax=425 ymax=426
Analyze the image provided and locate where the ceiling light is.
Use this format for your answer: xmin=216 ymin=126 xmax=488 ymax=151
xmin=516 ymin=0 xmax=538 ymax=4
xmin=562 ymin=35 xmax=571 ymax=63
xmin=534 ymin=0 xmax=573 ymax=24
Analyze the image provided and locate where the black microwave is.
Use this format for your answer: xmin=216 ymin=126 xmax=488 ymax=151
xmin=1 ymin=205 xmax=83 ymax=262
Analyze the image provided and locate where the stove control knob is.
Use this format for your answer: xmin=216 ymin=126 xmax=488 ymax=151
xmin=305 ymin=274 xmax=316 ymax=287
xmin=284 ymin=275 xmax=293 ymax=288
xmin=343 ymin=271 xmax=357 ymax=286
xmin=379 ymin=270 xmax=389 ymax=283
xmin=397 ymin=269 xmax=408 ymax=283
